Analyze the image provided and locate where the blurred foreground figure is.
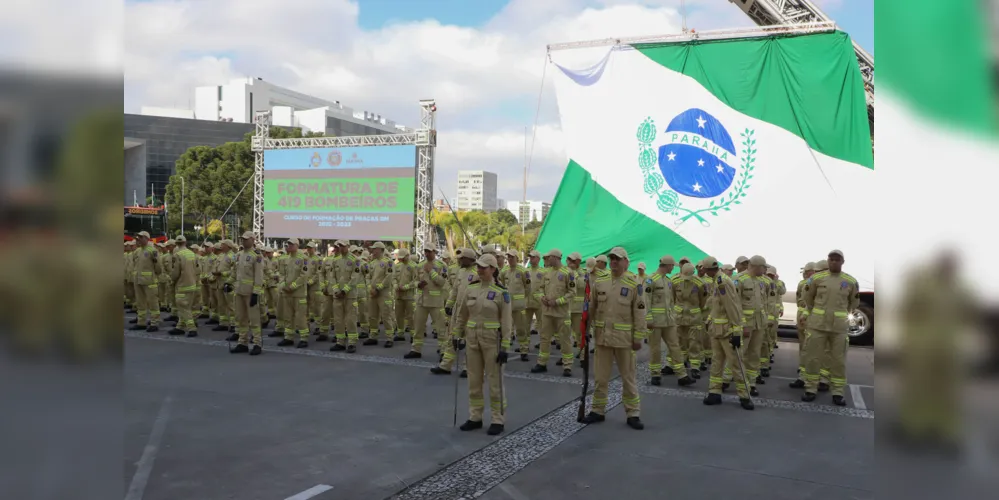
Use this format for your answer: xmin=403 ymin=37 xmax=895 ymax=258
xmin=896 ymin=251 xmax=977 ymax=451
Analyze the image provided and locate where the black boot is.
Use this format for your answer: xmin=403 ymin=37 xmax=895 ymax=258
xmin=268 ymin=330 xmax=283 ymax=338
xmin=530 ymin=364 xmax=547 ymax=373
xmin=296 ymin=340 xmax=308 ymax=348
xmin=802 ymin=392 xmax=816 ymax=402
xmin=316 ymin=334 xmax=330 ymax=342
xmin=755 ymin=375 xmax=766 ymax=385
xmin=750 ymin=387 xmax=760 ymax=397
xmin=459 ymin=369 xmax=467 ymax=378
xmin=129 ymin=324 xmax=146 ymax=331
xmin=514 ymin=346 xmax=521 ymax=353
xmin=818 ymin=382 xmax=830 ymax=392
xmin=690 ymin=368 xmax=701 ymax=380
xmin=789 ymin=379 xmax=806 ymax=389
xmin=384 ymin=340 xmax=394 ymax=348
xmin=562 ymin=368 xmax=572 ymax=377
xmin=331 ymin=344 xmax=346 ymax=352
xmin=250 ymin=345 xmax=262 ymax=356
xmin=520 ymin=353 xmax=529 ymax=362
xmin=487 ymin=423 xmax=505 ymax=436
xmin=212 ymin=325 xmax=227 ymax=332
xmin=555 ymin=358 xmax=563 ymax=366
xmin=626 ymin=417 xmax=644 ymax=430
xmin=580 ymin=412 xmax=605 ymax=424
xmin=185 ymin=331 xmax=197 ymax=338
xmin=363 ymin=339 xmax=378 ymax=346
xmin=166 ymin=315 xmax=178 ymax=322
xmin=430 ymin=367 xmax=451 ymax=375
xmin=761 ymin=368 xmax=770 ymax=378
xmin=313 ymin=327 xmax=321 ymax=336
xmin=346 ymin=345 xmax=356 ymax=353
xmin=678 ymin=376 xmax=695 ymax=387
xmin=129 ymin=318 xmax=138 ymax=324
xmin=146 ymin=325 xmax=159 ymax=333
xmin=277 ymin=338 xmax=294 ymax=347
xmin=832 ymin=395 xmax=846 ymax=406
xmin=703 ymin=393 xmax=722 ymax=405
xmin=722 ymin=382 xmax=730 ymax=391
xmin=168 ymin=328 xmax=184 ymax=336
xmin=740 ymin=398 xmax=755 ymax=410
xmin=229 ymin=344 xmax=249 ymax=354
xmin=393 ymin=334 xmax=406 ymax=342
xmin=359 ymin=331 xmax=369 ymax=339
xmin=661 ymin=366 xmax=674 ymax=375
xmin=404 ymin=351 xmax=421 ymax=359
xmin=459 ymin=420 xmax=483 ymax=431
xmin=228 ymin=326 xmax=236 ymax=333
xmin=206 ymin=318 xmax=219 ymax=325
xmin=226 ymin=333 xmax=238 ymax=342
xmin=651 ymin=376 xmax=661 ymax=386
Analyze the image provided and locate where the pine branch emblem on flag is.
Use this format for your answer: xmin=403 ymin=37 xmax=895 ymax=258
xmin=638 ymin=108 xmax=755 ymax=227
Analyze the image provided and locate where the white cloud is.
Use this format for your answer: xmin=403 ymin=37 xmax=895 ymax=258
xmin=124 ymin=0 xmax=759 ymax=203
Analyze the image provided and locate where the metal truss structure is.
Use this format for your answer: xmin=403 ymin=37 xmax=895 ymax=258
xmin=250 ymin=100 xmax=437 ymax=249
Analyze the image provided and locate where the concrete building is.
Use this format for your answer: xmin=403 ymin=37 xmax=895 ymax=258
xmin=141 ymin=76 xmax=410 ymax=135
xmin=507 ymin=200 xmax=550 ymax=224
xmin=127 ymin=77 xmax=413 ymax=205
xmin=496 ymin=198 xmax=506 ymax=212
xmin=456 ymin=170 xmax=498 ymax=212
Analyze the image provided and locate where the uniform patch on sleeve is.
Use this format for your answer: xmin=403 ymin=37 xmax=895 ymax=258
xmin=557 ymin=273 xmax=563 ymax=281
xmin=502 ymin=291 xmax=510 ymax=303
xmin=841 ymin=281 xmax=849 ymax=289
xmin=620 ymin=287 xmax=629 ymax=297
xmin=246 ymin=256 xmax=251 ymax=262
xmin=256 ymin=256 xmax=262 ymax=263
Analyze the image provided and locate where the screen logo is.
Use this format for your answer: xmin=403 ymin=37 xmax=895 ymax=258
xmin=327 ymin=150 xmax=342 ymax=167
xmin=310 ymin=152 xmax=322 ymax=168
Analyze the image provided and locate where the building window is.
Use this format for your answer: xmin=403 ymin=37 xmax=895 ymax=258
xmin=249 ymin=92 xmax=253 ymax=119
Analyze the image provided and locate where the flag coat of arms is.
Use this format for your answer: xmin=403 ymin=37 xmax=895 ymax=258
xmin=536 ymin=31 xmax=874 ymax=291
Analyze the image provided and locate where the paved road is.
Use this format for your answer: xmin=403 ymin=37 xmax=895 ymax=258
xmin=124 ymin=312 xmax=873 ymax=500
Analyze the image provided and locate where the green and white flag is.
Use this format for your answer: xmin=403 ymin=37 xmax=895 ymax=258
xmin=537 ymin=31 xmax=874 ymax=290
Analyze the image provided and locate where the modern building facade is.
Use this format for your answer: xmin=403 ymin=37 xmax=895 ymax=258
xmin=456 ymin=170 xmax=498 ymax=212
xmin=507 ymin=200 xmax=550 ymax=224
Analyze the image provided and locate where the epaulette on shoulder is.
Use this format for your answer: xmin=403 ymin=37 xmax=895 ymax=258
xmin=489 ymin=283 xmax=505 ymax=292
xmin=595 ymin=274 xmax=611 ymax=283
xmin=842 ymin=273 xmax=857 ymax=284
xmin=812 ymin=271 xmax=830 ymax=280
xmin=692 ymin=276 xmax=705 ymax=285
xmin=622 ymin=276 xmax=637 ymax=287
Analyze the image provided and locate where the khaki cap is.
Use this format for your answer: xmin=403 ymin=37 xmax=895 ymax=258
xmin=766 ymin=266 xmax=777 ymax=275
xmin=678 ymin=256 xmax=690 ymax=264
xmin=306 ymin=241 xmax=318 ymax=248
xmin=370 ymin=242 xmax=386 ymax=249
xmin=190 ymin=244 xmax=200 ymax=250
xmin=350 ymin=245 xmax=361 ymax=253
xmin=802 ymin=262 xmax=815 ymax=272
xmin=137 ymin=231 xmax=151 ymax=238
xmin=423 ymin=243 xmax=437 ymax=252
xmin=396 ymin=248 xmax=410 ymax=259
xmin=721 ymin=263 xmax=735 ymax=272
xmin=735 ymin=255 xmax=749 ymax=265
xmin=165 ymin=239 xmax=175 ymax=245
xmin=528 ymin=250 xmax=541 ymax=258
xmin=476 ymin=254 xmax=498 ymax=268
xmin=480 ymin=247 xmax=496 ymax=255
xmin=204 ymin=242 xmax=214 ymax=249
xmin=637 ymin=262 xmax=646 ymax=270
xmin=505 ymin=249 xmax=518 ymax=257
xmin=659 ymin=255 xmax=676 ymax=266
xmin=595 ymin=255 xmax=608 ymax=263
xmin=459 ymin=248 xmax=476 ymax=258
xmin=702 ymin=256 xmax=720 ymax=269
xmin=815 ymin=259 xmax=829 ymax=271
xmin=335 ymin=239 xmax=349 ymax=247
xmin=567 ymin=252 xmax=582 ymax=261
xmin=828 ymin=249 xmax=844 ymax=258
xmin=608 ymin=247 xmax=628 ymax=259
xmin=749 ymin=255 xmax=767 ymax=266
xmin=545 ymin=248 xmax=562 ymax=259
xmin=241 ymin=231 xmax=255 ymax=240
xmin=586 ymin=257 xmax=596 ymax=269
xmin=680 ymin=263 xmax=695 ymax=276
xmin=286 ymin=237 xmax=300 ymax=246
xmin=175 ymin=235 xmax=186 ymax=243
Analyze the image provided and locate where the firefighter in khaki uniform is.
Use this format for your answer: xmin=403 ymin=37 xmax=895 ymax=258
xmin=672 ymin=263 xmax=706 ymax=382
xmin=433 ymin=248 xmax=477 ymax=377
xmin=563 ymin=252 xmax=586 ymax=366
xmin=364 ymin=242 xmax=397 ymax=346
xmin=647 ymin=256 xmax=691 ymax=386
xmin=756 ymin=269 xmax=775 ymax=382
xmin=789 ymin=262 xmax=816 ymax=388
xmin=129 ymin=231 xmax=162 ymax=331
xmin=189 ymin=245 xmax=203 ymax=316
xmin=732 ymin=255 xmax=768 ymax=397
xmin=265 ymin=247 xmax=280 ymax=324
xmin=405 ymin=245 xmax=447 ymax=358
xmin=210 ymin=241 xmax=232 ymax=334
xmin=501 ymin=250 xmax=530 ymax=361
xmin=230 ymin=232 xmax=265 ymax=355
xmin=304 ymin=241 xmax=322 ymax=332
xmin=699 ymin=257 xmax=716 ymax=369
xmin=524 ymin=250 xmax=543 ymax=340
xmin=352 ymin=246 xmax=371 ymax=337
xmin=393 ymin=248 xmax=418 ymax=343
xmin=581 ymin=247 xmax=645 ymax=430
xmin=453 ymin=253 xmax=512 ymax=435
xmin=168 ymin=235 xmax=199 ymax=337
xmin=201 ymin=242 xmax=216 ymax=320
xmin=760 ymin=266 xmax=785 ymax=378
xmin=269 ymin=248 xmax=291 ymax=337
xmin=324 ymin=240 xmax=361 ymax=352
xmin=802 ymin=249 xmax=858 ymax=406
xmin=531 ymin=249 xmax=575 ymax=376
xmin=257 ymin=245 xmax=272 ymax=328
xmin=222 ymin=240 xmax=239 ymax=339
xmin=701 ymin=256 xmax=755 ymax=410
xmin=277 ymin=238 xmax=311 ymax=348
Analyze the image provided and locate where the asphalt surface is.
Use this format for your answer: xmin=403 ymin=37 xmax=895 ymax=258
xmin=124 ymin=311 xmax=874 ymax=500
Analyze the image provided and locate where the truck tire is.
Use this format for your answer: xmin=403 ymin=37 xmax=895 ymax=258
xmin=848 ymin=304 xmax=874 ymax=346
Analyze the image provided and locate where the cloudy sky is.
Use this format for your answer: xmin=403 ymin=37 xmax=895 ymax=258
xmin=118 ymin=0 xmax=872 ymax=204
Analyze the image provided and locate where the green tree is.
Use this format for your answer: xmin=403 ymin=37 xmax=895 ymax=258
xmin=490 ymin=208 xmax=518 ymax=227
xmin=164 ymin=126 xmax=319 ymax=235
xmin=525 ymin=218 xmax=544 ymax=231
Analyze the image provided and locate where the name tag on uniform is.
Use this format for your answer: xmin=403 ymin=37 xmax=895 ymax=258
xmin=246 ymin=256 xmax=251 ymax=262
xmin=487 ymin=291 xmax=496 ymax=300
xmin=620 ymin=287 xmax=629 ymax=297
xmin=467 ymin=275 xmax=473 ymax=282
